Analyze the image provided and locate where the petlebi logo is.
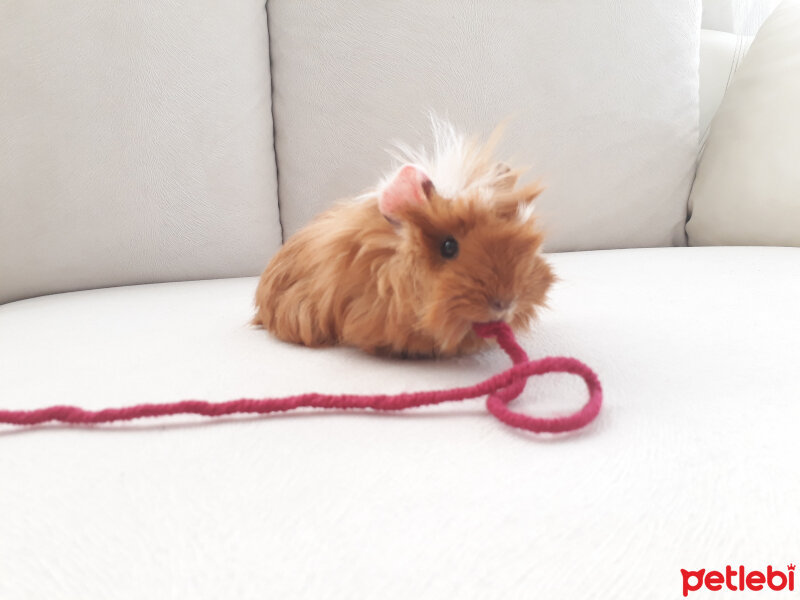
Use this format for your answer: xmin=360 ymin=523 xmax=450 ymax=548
xmin=681 ymin=563 xmax=795 ymax=596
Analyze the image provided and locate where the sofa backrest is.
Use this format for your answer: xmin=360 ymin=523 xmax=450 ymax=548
xmin=268 ymin=0 xmax=701 ymax=254
xmin=1 ymin=2 xmax=745 ymax=305
xmin=0 ymin=1 xmax=281 ymax=305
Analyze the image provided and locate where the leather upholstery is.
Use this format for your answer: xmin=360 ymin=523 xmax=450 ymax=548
xmin=702 ymin=0 xmax=781 ymax=34
xmin=2 ymin=247 xmax=799 ymax=598
xmin=267 ymin=0 xmax=701 ymax=252
xmin=0 ymin=0 xmax=281 ymax=305
xmin=690 ymin=0 xmax=800 ymax=246
xmin=1 ymin=9 xmax=749 ymax=307
xmin=1 ymin=4 xmax=797 ymax=598
xmin=699 ymin=29 xmax=754 ymax=145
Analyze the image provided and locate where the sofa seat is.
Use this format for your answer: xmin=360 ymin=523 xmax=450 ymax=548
xmin=2 ymin=246 xmax=799 ymax=599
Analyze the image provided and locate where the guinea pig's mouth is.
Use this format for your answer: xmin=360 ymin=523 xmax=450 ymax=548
xmin=488 ymin=306 xmax=516 ymax=324
xmin=472 ymin=304 xmax=528 ymax=331
xmin=488 ymin=298 xmax=516 ymax=320
xmin=473 ymin=312 xmax=514 ymax=327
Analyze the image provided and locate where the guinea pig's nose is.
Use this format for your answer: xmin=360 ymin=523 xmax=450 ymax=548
xmin=489 ymin=298 xmax=512 ymax=313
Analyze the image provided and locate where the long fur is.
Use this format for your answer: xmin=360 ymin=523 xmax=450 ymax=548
xmin=373 ymin=117 xmax=529 ymax=212
xmin=254 ymin=120 xmax=553 ymax=357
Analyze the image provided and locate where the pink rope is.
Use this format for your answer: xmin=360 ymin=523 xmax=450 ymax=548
xmin=0 ymin=322 xmax=602 ymax=434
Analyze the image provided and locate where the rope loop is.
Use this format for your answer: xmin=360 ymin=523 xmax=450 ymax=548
xmin=0 ymin=322 xmax=602 ymax=435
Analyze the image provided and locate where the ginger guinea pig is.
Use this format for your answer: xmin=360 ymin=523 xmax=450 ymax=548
xmin=253 ymin=122 xmax=554 ymax=357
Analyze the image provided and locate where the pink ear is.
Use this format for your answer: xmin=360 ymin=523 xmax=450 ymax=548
xmin=378 ymin=165 xmax=433 ymax=219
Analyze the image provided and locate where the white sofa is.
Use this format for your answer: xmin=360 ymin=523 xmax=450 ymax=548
xmin=2 ymin=5 xmax=798 ymax=599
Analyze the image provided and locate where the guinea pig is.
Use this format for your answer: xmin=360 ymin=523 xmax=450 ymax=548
xmin=253 ymin=120 xmax=554 ymax=357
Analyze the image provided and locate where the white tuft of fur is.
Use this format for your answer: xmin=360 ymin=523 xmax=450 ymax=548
xmin=368 ymin=115 xmax=520 ymax=205
xmin=517 ymin=201 xmax=537 ymax=223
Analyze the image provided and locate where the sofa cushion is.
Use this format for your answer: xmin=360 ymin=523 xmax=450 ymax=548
xmin=2 ymin=247 xmax=799 ymax=598
xmin=268 ymin=0 xmax=700 ymax=252
xmin=688 ymin=0 xmax=800 ymax=246
xmin=0 ymin=0 xmax=281 ymax=305
xmin=699 ymin=29 xmax=753 ymax=145
xmin=702 ymin=0 xmax=781 ymax=35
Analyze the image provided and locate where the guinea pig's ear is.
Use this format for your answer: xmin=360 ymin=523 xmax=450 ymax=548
xmin=490 ymin=162 xmax=522 ymax=193
xmin=493 ymin=182 xmax=544 ymax=220
xmin=378 ymin=164 xmax=434 ymax=223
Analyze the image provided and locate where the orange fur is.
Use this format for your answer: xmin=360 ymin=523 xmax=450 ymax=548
xmin=254 ymin=132 xmax=554 ymax=357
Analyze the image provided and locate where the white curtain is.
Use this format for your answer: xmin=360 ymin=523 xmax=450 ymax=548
xmin=703 ymin=0 xmax=782 ymax=34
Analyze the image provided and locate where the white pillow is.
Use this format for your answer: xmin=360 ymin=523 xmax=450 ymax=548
xmin=702 ymin=0 xmax=781 ymax=35
xmin=268 ymin=0 xmax=700 ymax=252
xmin=0 ymin=1 xmax=281 ymax=304
xmin=688 ymin=0 xmax=800 ymax=246
xmin=699 ymin=30 xmax=753 ymax=145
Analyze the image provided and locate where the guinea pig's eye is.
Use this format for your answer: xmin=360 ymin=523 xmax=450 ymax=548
xmin=440 ymin=236 xmax=459 ymax=259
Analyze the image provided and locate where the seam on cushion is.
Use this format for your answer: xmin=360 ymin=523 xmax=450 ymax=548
xmin=685 ymin=31 xmax=705 ymax=230
xmin=732 ymin=35 xmax=743 ymax=73
xmin=732 ymin=33 xmax=749 ymax=73
xmin=690 ymin=32 xmax=750 ymax=232
xmin=724 ymin=34 xmax=743 ymax=91
xmin=699 ymin=33 xmax=743 ymax=152
xmin=265 ymin=0 xmax=284 ymax=244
